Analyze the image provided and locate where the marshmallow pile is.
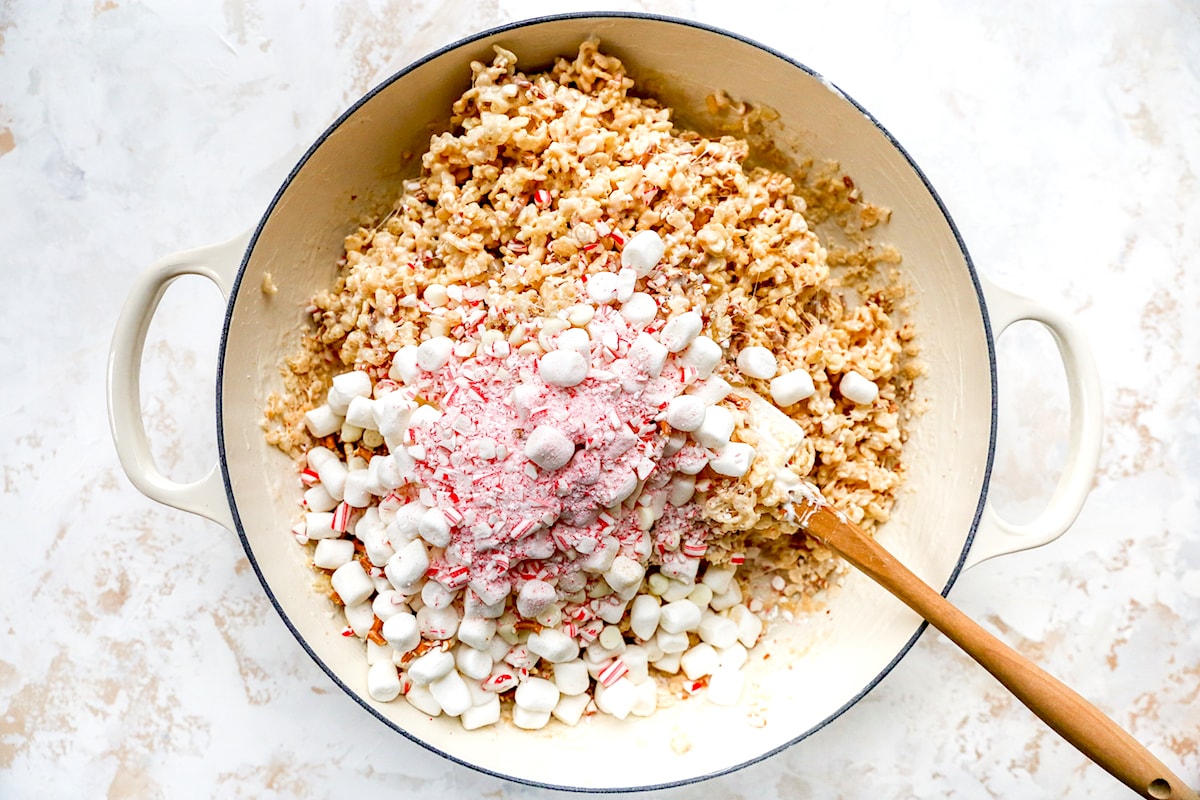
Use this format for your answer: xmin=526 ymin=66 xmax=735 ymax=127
xmin=292 ymin=228 xmax=876 ymax=730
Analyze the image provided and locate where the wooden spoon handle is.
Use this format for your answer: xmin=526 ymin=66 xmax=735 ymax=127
xmin=803 ymin=504 xmax=1197 ymax=800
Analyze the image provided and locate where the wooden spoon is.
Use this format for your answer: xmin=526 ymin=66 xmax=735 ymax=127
xmin=736 ymin=389 xmax=1197 ymax=800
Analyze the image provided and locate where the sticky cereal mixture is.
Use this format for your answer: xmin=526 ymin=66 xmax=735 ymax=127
xmin=263 ymin=42 xmax=919 ymax=729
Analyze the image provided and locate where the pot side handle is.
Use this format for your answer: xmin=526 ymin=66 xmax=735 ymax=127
xmin=964 ymin=277 xmax=1103 ymax=569
xmin=106 ymin=233 xmax=250 ymax=533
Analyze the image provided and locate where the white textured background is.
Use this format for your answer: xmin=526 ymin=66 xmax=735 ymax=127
xmin=1 ymin=1 xmax=1198 ymax=798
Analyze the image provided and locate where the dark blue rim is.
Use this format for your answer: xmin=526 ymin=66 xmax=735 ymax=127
xmin=216 ymin=10 xmax=997 ymax=794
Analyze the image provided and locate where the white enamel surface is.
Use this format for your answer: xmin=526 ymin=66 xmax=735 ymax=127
xmin=6 ymin=3 xmax=1199 ymax=799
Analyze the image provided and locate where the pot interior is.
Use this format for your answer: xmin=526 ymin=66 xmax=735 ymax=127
xmin=217 ymin=14 xmax=994 ymax=790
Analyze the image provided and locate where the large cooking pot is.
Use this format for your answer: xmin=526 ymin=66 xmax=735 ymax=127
xmin=107 ymin=13 xmax=1102 ymax=791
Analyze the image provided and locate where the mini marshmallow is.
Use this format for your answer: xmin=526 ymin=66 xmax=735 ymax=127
xmin=736 ymin=346 xmax=778 ymax=379
xmin=627 ymin=332 xmax=668 ymax=377
xmin=388 ymin=344 xmax=420 ymax=384
xmin=680 ymin=643 xmax=721 ymax=680
xmin=461 ymin=694 xmax=501 ymax=730
xmin=689 ymin=375 xmax=733 ymax=406
xmin=693 ymin=405 xmax=735 ymax=450
xmin=512 ymin=705 xmax=551 ymax=730
xmin=553 ymin=659 xmax=591 ymax=696
xmin=385 ymin=539 xmax=430 ymax=589
xmin=366 ymin=660 xmax=403 ymax=702
xmin=327 ymin=370 xmax=373 ymax=415
xmin=345 ymin=395 xmax=378 ymax=430
xmin=457 ymin=616 xmax=497 ymax=651
xmin=418 ymin=507 xmax=452 ymax=548
xmin=331 ymin=561 xmax=374 ymax=607
xmin=407 ymin=404 xmax=443 ymax=432
xmin=701 ymin=564 xmax=737 ymax=596
xmin=681 ymin=336 xmax=722 ymax=379
xmin=527 ymin=629 xmax=580 ymax=663
xmin=417 ymin=604 xmax=460 ymax=641
xmin=651 ymin=650 xmax=682 ymax=674
xmin=620 ymin=644 xmax=650 ymax=684
xmin=621 ymin=230 xmax=666 ymax=276
xmin=729 ymin=603 xmax=764 ymax=648
xmin=368 ymin=454 xmax=407 ymax=493
xmin=382 ymin=612 xmax=420 ymax=654
xmin=659 ymin=311 xmax=702 ymax=353
xmin=698 ymin=613 xmax=740 ymax=649
xmin=313 ymin=457 xmax=347 ymax=502
xmin=566 ymin=303 xmax=595 ymax=327
xmin=516 ymin=579 xmax=557 ymax=620
xmin=388 ymin=501 xmax=427 ymax=546
xmin=373 ymin=390 xmax=415 ymax=440
xmin=615 ymin=268 xmax=638 ymax=303
xmin=594 ymin=676 xmax=638 ymax=719
xmin=630 ymin=678 xmax=658 ymax=717
xmin=514 ymin=677 xmax=560 ymax=713
xmin=313 ymin=538 xmax=355 ymax=570
xmin=539 ymin=349 xmax=589 ymax=388
xmin=667 ymin=473 xmax=696 ymax=506
xmin=342 ymin=469 xmax=372 ymax=508
xmin=706 ymin=666 xmax=745 ymax=706
xmin=630 ymin=594 xmax=662 ymax=641
xmin=603 ymin=555 xmax=645 ymax=595
xmin=304 ymin=405 xmax=342 ymax=438
xmin=421 ymin=579 xmax=454 ymax=610
xmin=665 ymin=395 xmax=706 ymax=432
xmin=429 ymin=669 xmax=472 ymax=717
xmin=717 ymin=642 xmax=748 ymax=670
xmin=770 ymin=368 xmax=816 ymax=406
xmin=304 ymin=511 xmax=338 ymax=540
xmin=708 ymin=441 xmax=756 ymax=478
xmin=524 ymin=424 xmax=575 ymax=471
xmin=586 ymin=271 xmax=621 ymax=304
xmin=840 ymin=370 xmax=879 ymax=405
xmin=344 ymin=601 xmax=375 ymax=638
xmin=303 ymin=483 xmax=337 ymax=513
xmin=372 ymin=590 xmax=408 ymax=622
xmin=556 ymin=327 xmax=591 ymax=358
xmin=620 ymin=292 xmax=658 ymax=326
xmin=709 ymin=580 xmax=743 ymax=613
xmin=552 ymin=692 xmax=591 ymax=726
xmin=404 ymin=683 xmax=442 ymax=716
xmin=659 ymin=600 xmax=703 ymax=634
xmin=423 ymin=283 xmax=448 ymax=307
xmin=455 ymin=645 xmax=493 ymax=681
xmin=415 ymin=336 xmax=454 ymax=372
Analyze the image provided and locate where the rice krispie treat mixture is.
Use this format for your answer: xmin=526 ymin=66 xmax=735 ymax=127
xmin=263 ymin=41 xmax=919 ymax=728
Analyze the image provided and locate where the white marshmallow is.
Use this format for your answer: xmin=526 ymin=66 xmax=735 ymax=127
xmin=330 ymin=561 xmax=374 ymax=607
xmin=461 ymin=694 xmax=501 ymax=730
xmin=586 ymin=271 xmax=621 ymax=304
xmin=629 ymin=594 xmax=662 ymax=641
xmin=603 ymin=555 xmax=645 ymax=595
xmin=313 ymin=457 xmax=347 ymax=501
xmin=304 ymin=511 xmax=338 ymax=540
xmin=594 ymin=676 xmax=638 ymax=719
xmin=717 ymin=642 xmax=748 ymax=670
xmin=689 ymin=376 xmax=733 ymax=406
xmin=313 ymin=538 xmax=355 ymax=570
xmin=840 ymin=370 xmax=879 ymax=405
xmin=539 ymin=349 xmax=589 ymax=388
xmin=659 ymin=600 xmax=702 ymax=634
xmin=303 ymin=484 xmax=337 ymax=513
xmin=456 ymin=615 xmax=497 ymax=651
xmin=327 ymin=370 xmax=373 ymax=415
xmin=666 ymin=474 xmax=696 ymax=506
xmin=372 ymin=590 xmax=408 ymax=622
xmin=408 ymin=649 xmax=455 ymax=685
xmin=620 ymin=644 xmax=650 ymax=684
xmin=659 ymin=312 xmax=702 ymax=352
xmin=630 ymin=678 xmax=659 ymax=716
xmin=680 ymin=642 xmax=721 ymax=680
xmin=681 ymin=336 xmax=722 ymax=379
xmin=344 ymin=601 xmax=375 ymax=638
xmin=627 ymin=332 xmax=668 ymax=377
xmin=620 ymin=292 xmax=658 ymax=326
xmin=566 ymin=303 xmax=595 ymax=327
xmin=388 ymin=344 xmax=420 ymax=385
xmin=455 ymin=645 xmax=493 ymax=681
xmin=385 ymin=539 xmax=429 ymax=589
xmin=736 ymin=346 xmax=778 ymax=379
xmin=708 ymin=442 xmax=755 ymax=478
xmin=693 ymin=405 xmax=735 ymax=450
xmin=527 ymin=629 xmax=580 ymax=663
xmin=417 ymin=604 xmax=460 ymax=640
xmin=516 ymin=579 xmax=557 ymax=619
xmin=415 ymin=336 xmax=454 ymax=372
xmin=620 ymin=230 xmax=665 ymax=276
xmin=417 ymin=507 xmax=452 ymax=548
xmin=388 ymin=501 xmax=427 ymax=546
xmin=698 ymin=613 xmax=740 ymax=649
xmin=366 ymin=660 xmax=403 ymax=702
xmin=556 ymin=327 xmax=591 ymax=359
xmin=552 ymin=659 xmax=591 ymax=696
xmin=342 ymin=469 xmax=372 ymax=508
xmin=404 ymin=683 xmax=442 ymax=716
xmin=373 ymin=391 xmax=416 ymax=441
xmin=706 ymin=665 xmax=745 ymax=706
xmin=770 ymin=368 xmax=816 ymax=406
xmin=368 ymin=453 xmax=407 ymax=493
xmin=665 ymin=395 xmax=706 ymax=432
xmin=524 ymin=424 xmax=575 ymax=471
xmin=729 ymin=603 xmax=764 ymax=648
xmin=552 ymin=692 xmax=591 ymax=726
xmin=652 ymin=650 xmax=682 ymax=674
xmin=382 ymin=612 xmax=420 ymax=654
xmin=615 ymin=268 xmax=638 ymax=302
xmin=709 ymin=580 xmax=743 ymax=612
xmin=421 ymin=579 xmax=454 ymax=610
xmin=423 ymin=283 xmax=448 ymax=307
xmin=512 ymin=705 xmax=552 ymax=730
xmin=701 ymin=564 xmax=737 ymax=596
xmin=514 ymin=677 xmax=560 ymax=713
xmin=429 ymin=669 xmax=472 ymax=717
xmin=304 ymin=405 xmax=342 ymax=438
xmin=345 ymin=395 xmax=378 ymax=430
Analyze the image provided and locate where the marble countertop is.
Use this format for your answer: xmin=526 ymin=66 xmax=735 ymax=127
xmin=2 ymin=1 xmax=1197 ymax=798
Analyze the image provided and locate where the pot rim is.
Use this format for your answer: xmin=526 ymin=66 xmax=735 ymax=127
xmin=215 ymin=11 xmax=997 ymax=792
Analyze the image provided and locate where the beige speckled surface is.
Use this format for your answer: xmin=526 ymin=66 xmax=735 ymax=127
xmin=2 ymin=1 xmax=1198 ymax=798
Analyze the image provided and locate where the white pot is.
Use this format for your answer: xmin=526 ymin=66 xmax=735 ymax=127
xmin=107 ymin=14 xmax=1102 ymax=792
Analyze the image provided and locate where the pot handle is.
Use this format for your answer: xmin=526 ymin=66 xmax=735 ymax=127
xmin=963 ymin=277 xmax=1103 ymax=569
xmin=106 ymin=233 xmax=250 ymax=532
